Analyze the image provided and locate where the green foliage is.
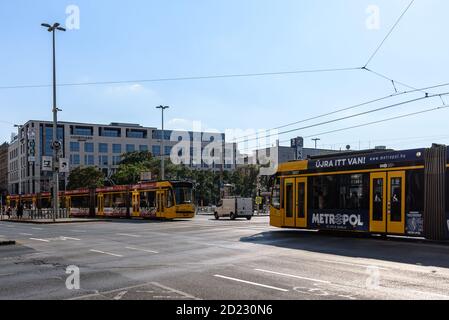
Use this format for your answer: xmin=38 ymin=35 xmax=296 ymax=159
xmin=67 ymin=166 xmax=105 ymax=190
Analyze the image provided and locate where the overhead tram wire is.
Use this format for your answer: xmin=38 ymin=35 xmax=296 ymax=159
xmin=231 ymin=80 xmax=449 ymax=143
xmin=364 ymin=0 xmax=416 ymax=68
xmin=0 ymin=66 xmax=361 ymax=90
xmin=244 ymin=104 xmax=449 ymax=152
xmin=235 ymin=91 xmax=449 ymax=145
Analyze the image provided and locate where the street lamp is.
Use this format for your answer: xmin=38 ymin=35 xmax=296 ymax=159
xmin=41 ymin=22 xmax=66 ymax=222
xmin=312 ymin=138 xmax=321 ymax=150
xmin=156 ymin=106 xmax=169 ymax=181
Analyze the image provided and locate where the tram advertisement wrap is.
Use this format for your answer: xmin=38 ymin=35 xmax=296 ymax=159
xmin=309 ymin=210 xmax=369 ymax=232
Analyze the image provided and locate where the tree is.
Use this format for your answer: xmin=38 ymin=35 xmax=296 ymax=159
xmin=67 ymin=166 xmax=105 ymax=190
xmin=119 ymin=151 xmax=153 ymax=166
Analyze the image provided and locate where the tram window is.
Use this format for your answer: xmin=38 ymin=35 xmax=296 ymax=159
xmin=140 ymin=191 xmax=156 ymax=209
xmin=390 ymin=178 xmax=402 ymax=222
xmin=271 ymin=178 xmax=281 ymax=209
xmin=372 ymin=178 xmax=384 ymax=221
xmin=407 ymin=171 xmax=424 ymax=212
xmin=297 ymin=183 xmax=306 ymax=218
xmin=166 ymin=190 xmax=174 ymax=208
xmin=311 ymin=174 xmax=368 ymax=211
xmin=285 ymin=183 xmax=294 ymax=218
xmin=104 ymin=193 xmax=127 ymax=208
xmin=71 ymin=196 xmax=89 ymax=208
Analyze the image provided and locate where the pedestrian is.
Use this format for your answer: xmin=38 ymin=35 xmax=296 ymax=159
xmin=17 ymin=203 xmax=24 ymax=220
xmin=6 ymin=206 xmax=11 ymax=219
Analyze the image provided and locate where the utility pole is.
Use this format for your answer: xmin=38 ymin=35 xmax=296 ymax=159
xmin=312 ymin=138 xmax=321 ymax=149
xmin=42 ymin=23 xmax=66 ymax=222
xmin=156 ymin=106 xmax=169 ymax=181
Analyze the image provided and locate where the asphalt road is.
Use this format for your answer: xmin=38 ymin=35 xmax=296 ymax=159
xmin=1 ymin=215 xmax=449 ymax=300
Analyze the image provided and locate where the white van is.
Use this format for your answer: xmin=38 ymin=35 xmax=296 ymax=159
xmin=214 ymin=198 xmax=253 ymax=220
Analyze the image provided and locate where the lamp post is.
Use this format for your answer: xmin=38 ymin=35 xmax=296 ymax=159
xmin=312 ymin=138 xmax=321 ymax=150
xmin=156 ymin=106 xmax=169 ymax=181
xmin=41 ymin=23 xmax=66 ymax=222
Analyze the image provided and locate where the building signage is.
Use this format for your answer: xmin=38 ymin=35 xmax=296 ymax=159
xmin=59 ymin=158 xmax=70 ymax=173
xmin=42 ymin=156 xmax=53 ymax=171
xmin=309 ymin=210 xmax=369 ymax=231
xmin=308 ymin=149 xmax=424 ymax=170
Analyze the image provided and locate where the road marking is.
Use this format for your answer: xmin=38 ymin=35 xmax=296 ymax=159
xmin=319 ymin=260 xmax=390 ymax=271
xmin=408 ymin=289 xmax=449 ymax=299
xmin=117 ymin=233 xmax=141 ymax=238
xmin=70 ymin=230 xmax=87 ymax=233
xmin=60 ymin=237 xmax=81 ymax=241
xmin=29 ymin=238 xmax=50 ymax=243
xmin=31 ymin=228 xmax=43 ymax=230
xmin=89 ymin=249 xmax=123 ymax=257
xmin=68 ymin=282 xmax=200 ymax=301
xmin=214 ymin=275 xmax=289 ymax=292
xmin=151 ymin=282 xmax=201 ymax=300
xmin=20 ymin=233 xmax=33 ymax=236
xmin=125 ymin=247 xmax=159 ymax=254
xmin=255 ymin=269 xmax=331 ymax=284
xmin=113 ymin=291 xmax=128 ymax=300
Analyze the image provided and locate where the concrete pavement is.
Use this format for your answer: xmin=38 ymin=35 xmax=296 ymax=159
xmin=0 ymin=215 xmax=449 ymax=300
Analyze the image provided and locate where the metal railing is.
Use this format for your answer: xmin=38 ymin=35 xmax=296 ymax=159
xmin=0 ymin=208 xmax=70 ymax=221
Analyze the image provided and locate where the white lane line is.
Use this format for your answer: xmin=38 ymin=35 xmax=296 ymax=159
xmin=60 ymin=237 xmax=81 ymax=241
xmin=151 ymin=282 xmax=201 ymax=300
xmin=255 ymin=269 xmax=331 ymax=284
xmin=319 ymin=260 xmax=390 ymax=271
xmin=408 ymin=289 xmax=449 ymax=300
xmin=29 ymin=238 xmax=50 ymax=243
xmin=117 ymin=233 xmax=141 ymax=238
xmin=125 ymin=247 xmax=159 ymax=254
xmin=20 ymin=233 xmax=33 ymax=236
xmin=214 ymin=275 xmax=289 ymax=292
xmin=70 ymin=230 xmax=87 ymax=233
xmin=31 ymin=227 xmax=43 ymax=230
xmin=89 ymin=249 xmax=123 ymax=258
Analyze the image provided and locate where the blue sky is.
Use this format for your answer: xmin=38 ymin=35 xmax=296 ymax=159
xmin=0 ymin=0 xmax=448 ymax=152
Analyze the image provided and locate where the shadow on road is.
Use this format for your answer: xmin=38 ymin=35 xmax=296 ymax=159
xmin=240 ymin=230 xmax=449 ymax=268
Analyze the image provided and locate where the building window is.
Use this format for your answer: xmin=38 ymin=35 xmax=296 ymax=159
xmin=164 ymin=146 xmax=172 ymax=156
xmin=40 ymin=125 xmax=64 ymax=157
xmin=112 ymin=144 xmax=122 ymax=154
xmin=85 ymin=142 xmax=94 ymax=153
xmin=126 ymin=129 xmax=147 ymax=139
xmin=99 ymin=155 xmax=108 ymax=166
xmin=126 ymin=144 xmax=135 ymax=153
xmin=152 ymin=145 xmax=161 ymax=156
xmin=70 ymin=154 xmax=80 ymax=166
xmin=70 ymin=142 xmax=80 ymax=152
xmin=71 ymin=126 xmax=93 ymax=136
xmin=99 ymin=143 xmax=108 ymax=153
xmin=84 ymin=155 xmax=94 ymax=166
xmin=100 ymin=127 xmax=121 ymax=137
xmin=152 ymin=130 xmax=172 ymax=140
xmin=112 ymin=155 xmax=122 ymax=166
xmin=139 ymin=145 xmax=148 ymax=152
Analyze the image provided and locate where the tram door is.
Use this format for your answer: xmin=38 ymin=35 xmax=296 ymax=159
xmin=284 ymin=178 xmax=308 ymax=228
xmin=370 ymin=171 xmax=405 ymax=234
xmin=157 ymin=190 xmax=165 ymax=217
xmin=296 ymin=178 xmax=308 ymax=228
xmin=284 ymin=178 xmax=295 ymax=227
